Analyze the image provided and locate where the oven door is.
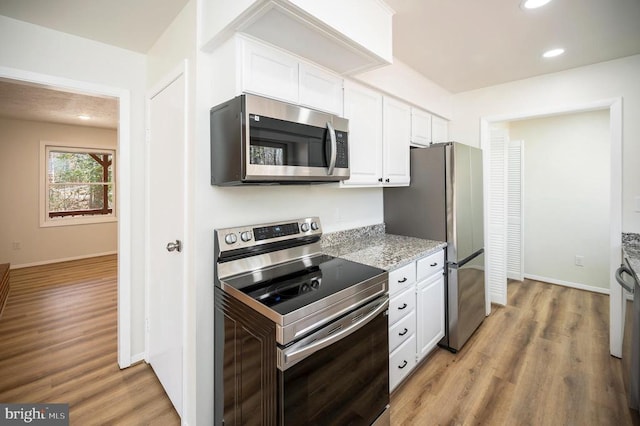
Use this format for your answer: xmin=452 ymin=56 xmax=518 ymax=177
xmin=277 ymin=296 xmax=389 ymax=425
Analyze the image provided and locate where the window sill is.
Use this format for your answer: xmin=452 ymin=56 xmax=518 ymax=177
xmin=40 ymin=215 xmax=118 ymax=228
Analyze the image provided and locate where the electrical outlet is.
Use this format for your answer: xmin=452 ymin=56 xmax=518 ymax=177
xmin=575 ymin=255 xmax=584 ymax=267
xmin=12 ymin=241 xmax=21 ymax=250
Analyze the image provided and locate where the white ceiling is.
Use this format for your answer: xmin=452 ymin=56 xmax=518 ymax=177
xmin=385 ymin=0 xmax=640 ymax=93
xmin=0 ymin=79 xmax=118 ymax=129
xmin=0 ymin=0 xmax=190 ymax=54
xmin=1 ymin=0 xmax=639 ymax=127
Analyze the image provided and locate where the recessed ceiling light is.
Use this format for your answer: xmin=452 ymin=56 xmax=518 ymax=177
xmin=521 ymin=0 xmax=552 ymax=9
xmin=78 ymin=115 xmax=91 ymax=120
xmin=542 ymin=48 xmax=565 ymax=58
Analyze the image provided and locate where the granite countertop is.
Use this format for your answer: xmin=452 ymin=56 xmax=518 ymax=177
xmin=623 ymin=233 xmax=640 ymax=281
xmin=322 ymin=224 xmax=446 ymax=271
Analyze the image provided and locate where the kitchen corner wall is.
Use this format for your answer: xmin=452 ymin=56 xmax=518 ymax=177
xmin=0 ymin=117 xmax=118 ymax=266
xmin=451 ymin=54 xmax=640 ymax=234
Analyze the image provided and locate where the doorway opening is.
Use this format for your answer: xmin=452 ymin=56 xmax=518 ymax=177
xmin=0 ymin=67 xmax=133 ymax=367
xmin=481 ymin=98 xmax=623 ymax=356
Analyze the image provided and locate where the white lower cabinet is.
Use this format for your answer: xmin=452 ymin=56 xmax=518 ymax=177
xmin=388 ymin=249 xmax=445 ymax=392
xmin=416 ymin=274 xmax=445 ymax=361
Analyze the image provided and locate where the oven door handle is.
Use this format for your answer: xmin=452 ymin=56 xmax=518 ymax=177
xmin=281 ymin=297 xmax=388 ymax=370
xmin=616 ymin=264 xmax=637 ymax=293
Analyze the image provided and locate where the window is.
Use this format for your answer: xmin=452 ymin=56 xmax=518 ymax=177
xmin=41 ymin=144 xmax=116 ymax=226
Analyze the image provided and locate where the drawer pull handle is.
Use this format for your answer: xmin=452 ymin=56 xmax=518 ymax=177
xmin=430 ymin=262 xmax=438 ymax=267
xmin=398 ymin=277 xmax=408 ymax=283
xmin=398 ymin=303 xmax=408 ymax=310
xmin=398 ymin=360 xmax=408 ymax=369
xmin=398 ymin=328 xmax=408 ymax=336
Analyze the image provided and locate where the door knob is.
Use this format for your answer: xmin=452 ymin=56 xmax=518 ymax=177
xmin=166 ymin=240 xmax=182 ymax=252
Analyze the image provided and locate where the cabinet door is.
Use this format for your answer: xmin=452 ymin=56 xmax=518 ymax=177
xmin=411 ymin=107 xmax=432 ymax=146
xmin=416 ymin=274 xmax=445 ymax=361
xmin=342 ymin=80 xmax=383 ymax=186
xmin=241 ymin=38 xmax=299 ymax=103
xmin=382 ymin=97 xmax=411 ymax=186
xmin=299 ymin=63 xmax=343 ymax=115
xmin=431 ymin=115 xmax=449 ymax=144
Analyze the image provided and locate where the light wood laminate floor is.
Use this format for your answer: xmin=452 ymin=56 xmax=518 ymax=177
xmin=3 ymin=258 xmax=638 ymax=425
xmin=391 ymin=279 xmax=640 ymax=425
xmin=0 ymin=255 xmax=179 ymax=425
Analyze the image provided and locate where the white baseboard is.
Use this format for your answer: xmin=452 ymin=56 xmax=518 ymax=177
xmin=523 ymin=274 xmax=609 ymax=295
xmin=11 ymin=251 xmax=117 ymax=269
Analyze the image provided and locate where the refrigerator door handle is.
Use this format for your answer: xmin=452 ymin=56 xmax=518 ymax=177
xmin=452 ymin=248 xmax=485 ymax=268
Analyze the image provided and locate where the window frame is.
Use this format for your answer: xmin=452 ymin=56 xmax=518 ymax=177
xmin=40 ymin=141 xmax=117 ymax=227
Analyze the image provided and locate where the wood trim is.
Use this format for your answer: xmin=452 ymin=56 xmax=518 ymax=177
xmin=0 ymin=263 xmax=9 ymax=319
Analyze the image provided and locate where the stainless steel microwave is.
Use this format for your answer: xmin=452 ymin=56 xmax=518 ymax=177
xmin=210 ymin=94 xmax=349 ymax=185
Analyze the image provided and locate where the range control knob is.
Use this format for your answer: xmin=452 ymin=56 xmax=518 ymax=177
xmin=240 ymin=231 xmax=252 ymax=242
xmin=310 ymin=221 xmax=319 ymax=231
xmin=224 ymin=233 xmax=237 ymax=245
xmin=300 ymin=223 xmax=310 ymax=232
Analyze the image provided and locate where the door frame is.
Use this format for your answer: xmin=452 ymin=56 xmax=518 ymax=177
xmin=480 ymin=97 xmax=623 ymax=356
xmin=0 ymin=65 xmax=134 ymax=367
xmin=144 ymin=59 xmax=190 ymax=413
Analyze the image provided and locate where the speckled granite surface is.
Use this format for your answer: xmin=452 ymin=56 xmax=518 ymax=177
xmin=623 ymin=233 xmax=640 ymax=281
xmin=321 ymin=224 xmax=386 ymax=247
xmin=322 ymin=225 xmax=446 ymax=271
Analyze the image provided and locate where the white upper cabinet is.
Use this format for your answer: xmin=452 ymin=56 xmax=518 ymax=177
xmin=342 ymin=84 xmax=411 ymax=187
xmin=241 ymin=38 xmax=299 ymax=104
xmin=234 ymin=36 xmax=343 ymax=114
xmin=201 ymin=0 xmax=394 ymax=75
xmin=342 ymin=80 xmax=383 ymax=186
xmin=299 ymin=63 xmax=343 ymax=116
xmin=411 ymin=107 xmax=432 ymax=147
xmin=382 ymin=97 xmax=411 ymax=186
xmin=432 ymin=115 xmax=450 ymax=143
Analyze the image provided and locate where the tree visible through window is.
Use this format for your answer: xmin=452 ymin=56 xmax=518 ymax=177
xmin=46 ymin=147 xmax=115 ymax=218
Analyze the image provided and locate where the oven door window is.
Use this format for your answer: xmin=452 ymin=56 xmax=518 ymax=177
xmin=279 ymin=310 xmax=389 ymax=425
xmin=248 ymin=114 xmax=328 ymax=167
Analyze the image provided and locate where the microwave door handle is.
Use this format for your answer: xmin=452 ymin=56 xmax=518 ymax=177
xmin=326 ymin=122 xmax=337 ymax=175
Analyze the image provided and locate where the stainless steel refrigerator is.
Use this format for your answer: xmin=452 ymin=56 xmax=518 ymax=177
xmin=384 ymin=142 xmax=485 ymax=352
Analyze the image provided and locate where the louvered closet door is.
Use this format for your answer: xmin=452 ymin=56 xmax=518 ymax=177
xmin=507 ymin=141 xmax=524 ymax=281
xmin=487 ymin=127 xmax=508 ymax=305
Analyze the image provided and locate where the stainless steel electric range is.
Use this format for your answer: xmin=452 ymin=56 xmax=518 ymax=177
xmin=214 ymin=217 xmax=390 ymax=426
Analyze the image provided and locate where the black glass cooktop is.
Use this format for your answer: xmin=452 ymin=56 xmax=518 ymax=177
xmin=225 ymin=254 xmax=386 ymax=316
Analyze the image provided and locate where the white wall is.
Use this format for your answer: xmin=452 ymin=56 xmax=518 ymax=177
xmin=452 ymin=54 xmax=640 ymax=233
xmin=0 ymin=117 xmax=118 ymax=266
xmin=509 ymin=110 xmax=610 ymax=289
xmin=0 ymin=15 xmax=147 ymax=357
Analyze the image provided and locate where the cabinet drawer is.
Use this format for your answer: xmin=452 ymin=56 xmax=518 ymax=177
xmin=417 ymin=250 xmax=445 ymax=281
xmin=389 ymin=262 xmax=416 ymax=295
xmin=389 ymin=334 xmax=416 ymax=392
xmin=389 ymin=309 xmax=415 ymax=353
xmin=389 ymin=286 xmax=415 ymax=326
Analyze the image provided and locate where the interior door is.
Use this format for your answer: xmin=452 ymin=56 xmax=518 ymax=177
xmin=147 ymin=65 xmax=187 ymax=416
xmin=486 ymin=126 xmax=508 ymax=306
xmin=507 ymin=140 xmax=524 ymax=281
